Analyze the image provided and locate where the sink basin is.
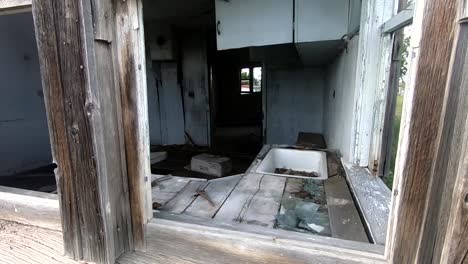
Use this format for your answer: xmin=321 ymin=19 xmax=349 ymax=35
xmin=255 ymin=148 xmax=328 ymax=180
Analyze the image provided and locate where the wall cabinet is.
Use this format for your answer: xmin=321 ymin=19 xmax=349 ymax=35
xmin=215 ymin=0 xmax=354 ymax=50
xmin=215 ymin=0 xmax=294 ymax=50
xmin=295 ymin=0 xmax=349 ymax=43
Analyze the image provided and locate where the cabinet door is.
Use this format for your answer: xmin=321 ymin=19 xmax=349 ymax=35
xmin=215 ymin=0 xmax=293 ymax=50
xmin=295 ymin=0 xmax=349 ymax=43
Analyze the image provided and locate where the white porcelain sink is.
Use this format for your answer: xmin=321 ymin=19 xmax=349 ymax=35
xmin=255 ymin=148 xmax=328 ymax=180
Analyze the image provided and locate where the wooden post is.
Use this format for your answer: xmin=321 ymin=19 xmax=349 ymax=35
xmin=386 ymin=0 xmax=464 ymax=262
xmin=420 ymin=16 xmax=468 ymax=263
xmin=114 ymin=0 xmax=151 ymax=250
xmin=437 ymin=14 xmax=468 ymax=264
xmin=31 ymin=0 xmax=148 ymax=262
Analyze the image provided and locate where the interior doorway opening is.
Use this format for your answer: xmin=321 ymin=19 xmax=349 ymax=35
xmin=0 ymin=12 xmax=55 ymax=194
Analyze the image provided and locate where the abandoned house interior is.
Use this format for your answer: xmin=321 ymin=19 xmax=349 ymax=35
xmin=0 ymin=0 xmax=467 ymax=263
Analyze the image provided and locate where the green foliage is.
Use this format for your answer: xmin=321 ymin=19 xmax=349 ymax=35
xmin=399 ymin=36 xmax=411 ymax=84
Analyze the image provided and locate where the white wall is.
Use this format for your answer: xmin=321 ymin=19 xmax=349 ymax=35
xmin=266 ymin=68 xmax=325 ymax=145
xmin=323 ymin=36 xmax=360 ymax=162
xmin=0 ymin=13 xmax=52 ymax=176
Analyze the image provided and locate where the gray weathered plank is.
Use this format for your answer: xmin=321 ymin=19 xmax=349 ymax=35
xmin=114 ymin=0 xmax=150 ymax=251
xmin=184 ymin=174 xmax=243 ymax=218
xmin=0 ymin=186 xmax=61 ymax=231
xmin=342 ymin=161 xmax=390 ymax=245
xmin=240 ymin=175 xmax=286 ymax=228
xmin=32 ymin=0 xmax=108 ymax=260
xmin=151 ymin=176 xmax=191 ymax=206
xmin=214 ymin=173 xmax=264 ymax=222
xmin=420 ymin=19 xmax=468 ymax=263
xmin=161 ymin=181 xmax=207 ymax=214
xmin=32 ymin=0 xmax=140 ymax=261
xmin=0 ymin=220 xmax=78 ymax=264
xmin=117 ymin=218 xmax=386 ymax=264
xmin=325 ymin=176 xmax=368 ymax=242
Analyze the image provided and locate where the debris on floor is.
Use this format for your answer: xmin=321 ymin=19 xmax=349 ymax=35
xmin=276 ymin=179 xmax=331 ymax=236
xmin=274 ymin=168 xmax=319 ymax=178
xmin=190 ymin=153 xmax=232 ymax=177
xmin=150 ymin=144 xmax=252 ymax=179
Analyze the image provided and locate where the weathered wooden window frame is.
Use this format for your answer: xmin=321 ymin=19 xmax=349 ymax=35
xmin=0 ymin=0 xmax=467 ymax=263
xmin=369 ymin=4 xmax=414 ymax=177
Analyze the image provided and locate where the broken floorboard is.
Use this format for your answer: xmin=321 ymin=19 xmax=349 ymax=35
xmin=184 ymin=175 xmax=243 ymax=218
xmin=153 ymin=170 xmax=368 ymax=242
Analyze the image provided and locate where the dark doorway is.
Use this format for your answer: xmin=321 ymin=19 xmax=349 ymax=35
xmin=211 ymin=48 xmax=263 ymax=155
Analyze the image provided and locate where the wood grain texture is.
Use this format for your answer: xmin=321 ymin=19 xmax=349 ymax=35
xmin=184 ymin=175 xmax=243 ymax=218
xmin=151 ymin=175 xmax=191 ymax=206
xmin=32 ymin=0 xmax=138 ymax=262
xmin=0 ymin=220 xmax=77 ymax=264
xmin=153 ymin=211 xmax=385 ymax=256
xmin=114 ymin=0 xmax=150 ymax=250
xmin=240 ymin=175 xmax=286 ymax=228
xmin=0 ymin=186 xmax=61 ymax=231
xmin=387 ymin=0 xmax=462 ymax=262
xmin=439 ymin=115 xmax=468 ymax=263
xmin=437 ymin=19 xmax=468 ymax=264
xmin=418 ymin=19 xmax=468 ymax=263
xmin=32 ymin=0 xmax=97 ymax=259
xmin=214 ymin=173 xmax=264 ymax=222
xmin=117 ymin=218 xmax=386 ymax=264
xmin=161 ymin=181 xmax=207 ymax=214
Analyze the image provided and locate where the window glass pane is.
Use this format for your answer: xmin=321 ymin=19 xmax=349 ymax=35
xmin=253 ymin=67 xmax=262 ymax=92
xmin=241 ymin=68 xmax=250 ymax=94
xmin=384 ymin=25 xmax=412 ymax=189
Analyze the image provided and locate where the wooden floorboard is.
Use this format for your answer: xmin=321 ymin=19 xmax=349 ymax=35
xmin=184 ymin=174 xmax=243 ymax=218
xmin=325 ymin=176 xmax=368 ymax=242
xmin=151 ymin=175 xmax=191 ymax=206
xmin=0 ymin=220 xmax=77 ymax=264
xmin=213 ymin=173 xmax=264 ymax=223
xmin=161 ymin=180 xmax=207 ymax=214
xmin=240 ymin=175 xmax=286 ymax=228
